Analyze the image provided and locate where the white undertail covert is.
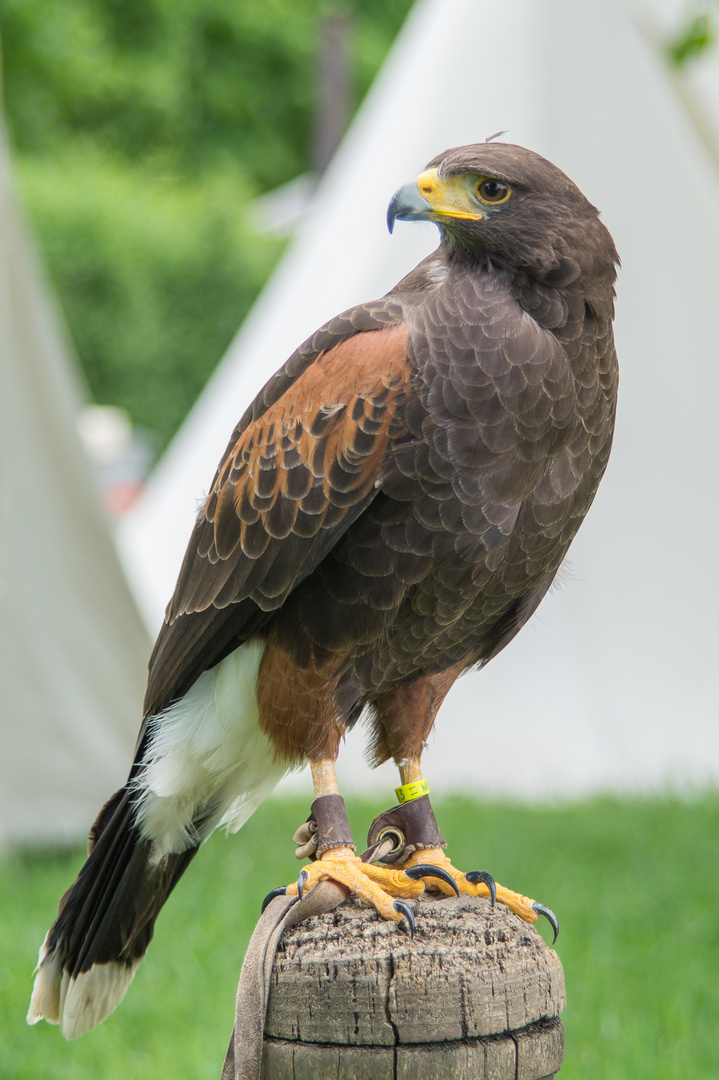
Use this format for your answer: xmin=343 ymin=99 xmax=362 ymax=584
xmin=135 ymin=639 xmax=288 ymax=855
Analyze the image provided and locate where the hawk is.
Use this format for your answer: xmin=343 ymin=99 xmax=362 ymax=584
xmin=28 ymin=141 xmax=618 ymax=1039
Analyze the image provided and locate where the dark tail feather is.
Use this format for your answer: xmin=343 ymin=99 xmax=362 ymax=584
xmin=27 ymin=785 xmax=198 ymax=1039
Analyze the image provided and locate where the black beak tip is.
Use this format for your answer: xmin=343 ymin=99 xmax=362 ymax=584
xmin=387 ymin=193 xmax=399 ymax=234
xmin=386 ymin=183 xmax=431 ymax=235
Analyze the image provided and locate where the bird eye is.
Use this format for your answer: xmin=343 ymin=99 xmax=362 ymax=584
xmin=477 ymin=179 xmax=510 ymax=204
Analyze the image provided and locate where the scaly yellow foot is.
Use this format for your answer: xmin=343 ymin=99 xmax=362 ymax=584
xmin=281 ymin=844 xmax=460 ymax=932
xmin=403 ymin=846 xmax=559 ymax=941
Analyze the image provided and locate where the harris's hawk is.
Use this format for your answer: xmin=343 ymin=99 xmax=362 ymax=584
xmin=28 ymin=142 xmax=618 ymax=1039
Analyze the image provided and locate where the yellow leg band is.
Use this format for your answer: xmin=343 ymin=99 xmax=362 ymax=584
xmin=395 ymin=777 xmax=430 ymax=803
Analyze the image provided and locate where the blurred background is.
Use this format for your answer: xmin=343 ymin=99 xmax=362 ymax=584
xmin=1 ymin=1 xmax=718 ymax=1077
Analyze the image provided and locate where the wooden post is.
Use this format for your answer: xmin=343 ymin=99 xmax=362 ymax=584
xmin=260 ymin=893 xmax=565 ymax=1080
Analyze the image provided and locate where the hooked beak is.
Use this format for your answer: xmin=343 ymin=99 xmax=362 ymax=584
xmin=387 ymin=181 xmax=432 ymax=233
xmin=387 ymin=168 xmax=484 ymax=234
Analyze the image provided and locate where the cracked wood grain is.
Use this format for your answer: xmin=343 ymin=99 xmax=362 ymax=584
xmin=259 ymin=893 xmax=565 ymax=1079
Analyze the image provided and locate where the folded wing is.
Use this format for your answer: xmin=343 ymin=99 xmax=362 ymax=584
xmin=144 ymin=307 xmax=412 ymax=718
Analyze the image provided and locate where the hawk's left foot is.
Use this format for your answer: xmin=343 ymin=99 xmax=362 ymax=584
xmin=402 ymin=847 xmax=559 ymax=942
xmin=366 ymin=789 xmax=558 ymax=942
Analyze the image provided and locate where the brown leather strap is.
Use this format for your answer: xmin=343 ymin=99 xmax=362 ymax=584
xmin=365 ymin=795 xmax=446 ymax=864
xmin=222 ymin=881 xmax=348 ymax=1080
xmin=309 ymin=793 xmax=355 ymax=855
xmin=222 ymin=795 xmax=441 ymax=1077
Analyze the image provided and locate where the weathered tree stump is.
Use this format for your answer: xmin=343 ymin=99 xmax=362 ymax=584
xmin=260 ymin=893 xmax=565 ymax=1079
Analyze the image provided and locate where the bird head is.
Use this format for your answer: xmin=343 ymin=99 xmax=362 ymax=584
xmin=388 ymin=142 xmax=618 ymax=292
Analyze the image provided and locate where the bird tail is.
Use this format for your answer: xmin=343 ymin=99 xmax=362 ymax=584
xmin=27 ymin=784 xmax=198 ymax=1040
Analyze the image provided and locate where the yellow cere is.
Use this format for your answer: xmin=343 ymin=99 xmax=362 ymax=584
xmin=414 ymin=168 xmax=484 ymax=221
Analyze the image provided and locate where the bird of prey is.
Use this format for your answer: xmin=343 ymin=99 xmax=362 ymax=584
xmin=28 ymin=141 xmax=618 ymax=1040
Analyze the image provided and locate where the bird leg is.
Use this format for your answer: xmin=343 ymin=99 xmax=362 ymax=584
xmin=363 ymin=758 xmax=559 ymax=942
xmin=270 ymin=758 xmax=557 ymax=940
xmin=280 ymin=759 xmax=457 ymax=931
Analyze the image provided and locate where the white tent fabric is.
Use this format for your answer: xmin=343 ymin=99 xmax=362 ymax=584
xmin=118 ymin=0 xmax=719 ymax=800
xmin=0 ymin=120 xmax=151 ymax=848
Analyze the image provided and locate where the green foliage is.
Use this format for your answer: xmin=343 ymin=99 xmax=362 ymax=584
xmin=2 ymin=794 xmax=718 ymax=1079
xmin=1 ymin=0 xmax=413 ymax=189
xmin=0 ymin=0 xmax=413 ymax=448
xmin=667 ymin=9 xmax=715 ymax=67
xmin=18 ymin=153 xmax=281 ymax=447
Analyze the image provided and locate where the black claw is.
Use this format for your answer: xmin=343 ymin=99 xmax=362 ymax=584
xmin=260 ymin=886 xmax=287 ymax=914
xmin=465 ymin=870 xmax=497 ymax=908
xmin=393 ymin=900 xmax=416 ymax=937
xmin=296 ymin=868 xmax=310 ymax=901
xmin=404 ymin=864 xmax=460 ymax=896
xmin=532 ymin=901 xmax=559 ymax=944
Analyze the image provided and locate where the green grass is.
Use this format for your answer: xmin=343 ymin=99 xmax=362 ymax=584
xmin=1 ymin=794 xmax=718 ymax=1079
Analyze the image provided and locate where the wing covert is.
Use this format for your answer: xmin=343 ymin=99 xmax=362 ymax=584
xmin=144 ymin=316 xmax=411 ymax=716
xmin=171 ymin=321 xmax=411 ymax=618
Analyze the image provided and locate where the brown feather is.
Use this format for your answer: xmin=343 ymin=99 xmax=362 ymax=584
xmin=144 ymin=317 xmax=410 ymax=716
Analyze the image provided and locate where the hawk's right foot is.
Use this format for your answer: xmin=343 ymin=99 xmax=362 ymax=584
xmin=284 ymin=844 xmax=458 ymax=932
